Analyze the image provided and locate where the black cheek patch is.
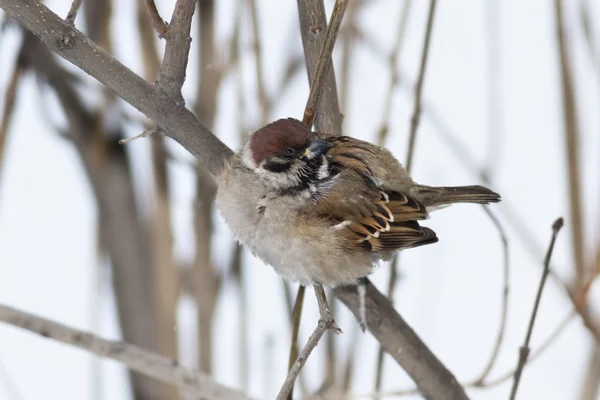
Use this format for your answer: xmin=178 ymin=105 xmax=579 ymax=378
xmin=263 ymin=159 xmax=291 ymax=173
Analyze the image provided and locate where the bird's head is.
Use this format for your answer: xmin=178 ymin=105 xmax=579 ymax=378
xmin=241 ymin=118 xmax=333 ymax=190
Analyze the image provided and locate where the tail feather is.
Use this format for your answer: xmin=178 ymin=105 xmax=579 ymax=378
xmin=416 ymin=185 xmax=501 ymax=207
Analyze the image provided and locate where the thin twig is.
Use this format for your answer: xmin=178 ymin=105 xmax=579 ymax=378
xmin=119 ymin=127 xmax=161 ymax=144
xmin=481 ymin=0 xmax=502 ymax=182
xmin=471 ymin=207 xmax=510 ymax=384
xmin=375 ymin=0 xmax=412 ymax=146
xmin=65 ymin=0 xmax=83 ymax=25
xmin=337 ymin=0 xmax=359 ymax=115
xmin=479 ymin=308 xmax=576 ymax=388
xmin=509 ymin=217 xmax=564 ymax=400
xmin=554 ymin=0 xmax=585 ymax=290
xmin=286 ymin=286 xmax=306 ymax=400
xmin=248 ymin=0 xmax=269 ymax=123
xmin=358 ymin=307 xmax=577 ymax=398
xmin=405 ymin=0 xmax=437 ymax=173
xmin=297 ymin=0 xmax=345 ymax=134
xmin=277 ymin=318 xmax=330 ymax=400
xmin=144 ymin=0 xmax=168 ymax=38
xmin=0 ymin=304 xmax=251 ymax=400
xmin=302 ymin=0 xmax=348 ymax=127
xmin=0 ymin=57 xmax=23 ymax=187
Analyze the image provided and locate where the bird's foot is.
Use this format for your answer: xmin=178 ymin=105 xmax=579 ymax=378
xmin=318 ymin=311 xmax=343 ymax=335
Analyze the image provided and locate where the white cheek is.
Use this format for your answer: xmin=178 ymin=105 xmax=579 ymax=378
xmin=254 ymin=161 xmax=303 ymax=189
xmin=240 ymin=141 xmax=257 ymax=169
xmin=317 ymin=156 xmax=329 ymax=180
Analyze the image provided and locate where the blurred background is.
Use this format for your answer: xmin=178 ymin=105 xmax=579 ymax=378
xmin=0 ymin=0 xmax=599 ymax=399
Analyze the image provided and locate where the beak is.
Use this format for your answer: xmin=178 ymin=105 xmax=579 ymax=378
xmin=302 ymin=139 xmax=333 ymax=160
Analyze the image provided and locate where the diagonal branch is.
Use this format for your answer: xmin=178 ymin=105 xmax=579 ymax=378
xmin=297 ymin=0 xmax=343 ymax=135
xmin=0 ymin=0 xmax=232 ymax=176
xmin=302 ymin=0 xmax=348 ymax=127
xmin=0 ymin=304 xmax=251 ymax=400
xmin=144 ymin=0 xmax=167 ymax=38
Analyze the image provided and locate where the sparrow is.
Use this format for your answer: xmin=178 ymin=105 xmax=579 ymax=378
xmin=216 ymin=118 xmax=500 ymax=329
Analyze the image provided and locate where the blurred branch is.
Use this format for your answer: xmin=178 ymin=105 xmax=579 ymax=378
xmin=144 ymin=0 xmax=167 ymax=38
xmin=405 ymin=0 xmax=437 ymax=173
xmin=375 ymin=0 xmax=412 ymax=146
xmin=194 ymin=0 xmax=223 ymax=376
xmin=135 ymin=3 xmax=180 ymax=399
xmin=0 ymin=52 xmax=24 ymax=188
xmin=509 ymin=217 xmax=564 ymax=400
xmin=1 ymin=0 xmax=233 ymax=175
xmin=471 ymin=207 xmax=510 ymax=384
xmin=249 ymin=0 xmax=269 ymax=123
xmin=286 ymin=287 xmax=305 ymax=400
xmin=482 ymin=0 xmax=502 ymax=182
xmin=554 ymin=0 xmax=585 ymax=290
xmin=1 ymin=2 xmax=468 ymax=397
xmin=0 ymin=304 xmax=252 ymax=400
xmin=337 ymin=0 xmax=359 ymax=115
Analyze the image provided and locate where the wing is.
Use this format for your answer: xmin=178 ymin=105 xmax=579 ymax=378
xmin=311 ymin=167 xmax=438 ymax=254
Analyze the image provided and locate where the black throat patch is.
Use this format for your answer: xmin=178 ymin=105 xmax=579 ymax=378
xmin=277 ymin=156 xmax=338 ymax=197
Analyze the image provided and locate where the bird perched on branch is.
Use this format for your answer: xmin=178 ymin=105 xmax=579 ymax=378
xmin=216 ymin=118 xmax=501 ymax=330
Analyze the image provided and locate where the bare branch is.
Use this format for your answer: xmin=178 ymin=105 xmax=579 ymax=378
xmin=0 ymin=0 xmax=231 ymax=175
xmin=158 ymin=0 xmax=196 ymax=99
xmin=278 ymin=287 xmax=336 ymax=400
xmin=334 ymin=280 xmax=469 ymax=400
xmin=302 ymin=0 xmax=348 ymax=127
xmin=471 ymin=207 xmax=511 ymax=384
xmin=509 ymin=217 xmax=564 ymax=400
xmin=144 ymin=0 xmax=168 ymax=38
xmin=0 ymin=54 xmax=24 ymax=187
xmin=365 ymin=308 xmax=577 ymax=397
xmin=554 ymin=0 xmax=585 ymax=290
xmin=0 ymin=304 xmax=252 ymax=400
xmin=65 ymin=0 xmax=83 ymax=25
xmin=405 ymin=0 xmax=437 ymax=173
xmin=297 ymin=0 xmax=343 ymax=135
xmin=286 ymin=286 xmax=306 ymax=400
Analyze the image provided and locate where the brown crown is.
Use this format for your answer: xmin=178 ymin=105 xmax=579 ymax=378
xmin=249 ymin=118 xmax=313 ymax=165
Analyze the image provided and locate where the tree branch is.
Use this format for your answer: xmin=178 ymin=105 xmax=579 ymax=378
xmin=297 ymin=0 xmax=343 ymax=135
xmin=144 ymin=0 xmax=167 ymax=38
xmin=302 ymin=0 xmax=348 ymax=127
xmin=0 ymin=304 xmax=251 ymax=400
xmin=509 ymin=217 xmax=564 ymax=400
xmin=334 ymin=280 xmax=468 ymax=400
xmin=0 ymin=0 xmax=232 ymax=176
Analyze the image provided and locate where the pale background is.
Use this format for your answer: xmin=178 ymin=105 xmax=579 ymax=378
xmin=0 ymin=0 xmax=599 ymax=399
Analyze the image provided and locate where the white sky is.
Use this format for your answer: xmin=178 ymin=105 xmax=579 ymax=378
xmin=0 ymin=0 xmax=599 ymax=399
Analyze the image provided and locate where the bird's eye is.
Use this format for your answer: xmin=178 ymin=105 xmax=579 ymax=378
xmin=283 ymin=147 xmax=295 ymax=156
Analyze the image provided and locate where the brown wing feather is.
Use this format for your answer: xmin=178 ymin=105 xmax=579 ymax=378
xmin=309 ymin=157 xmax=438 ymax=253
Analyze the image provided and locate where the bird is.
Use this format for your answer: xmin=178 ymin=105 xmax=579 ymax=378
xmin=216 ymin=117 xmax=500 ymax=330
